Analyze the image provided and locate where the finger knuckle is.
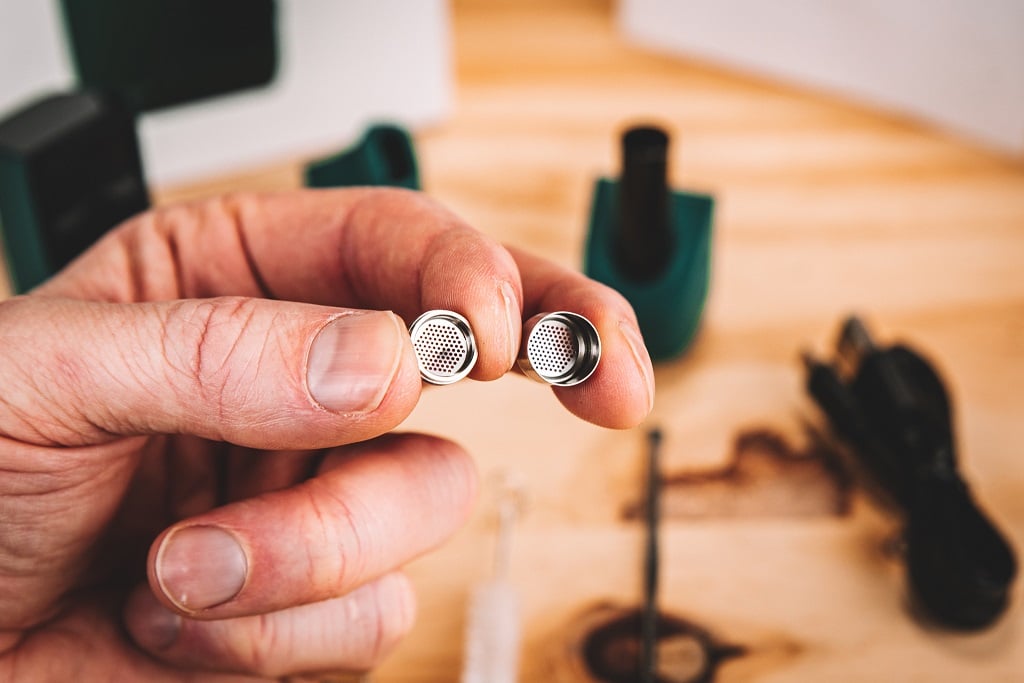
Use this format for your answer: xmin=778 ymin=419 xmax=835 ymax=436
xmin=392 ymin=434 xmax=479 ymax=511
xmin=366 ymin=579 xmax=416 ymax=666
xmin=300 ymin=480 xmax=365 ymax=591
xmin=0 ymin=298 xmax=108 ymax=444
xmin=162 ymin=297 xmax=268 ymax=418
xmin=244 ymin=611 xmax=288 ymax=676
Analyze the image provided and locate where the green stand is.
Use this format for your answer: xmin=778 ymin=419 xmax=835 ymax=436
xmin=584 ymin=178 xmax=714 ymax=361
xmin=305 ymin=124 xmax=420 ymax=190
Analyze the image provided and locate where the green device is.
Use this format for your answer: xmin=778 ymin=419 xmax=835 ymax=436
xmin=305 ymin=124 xmax=421 ymax=190
xmin=584 ymin=126 xmax=714 ymax=361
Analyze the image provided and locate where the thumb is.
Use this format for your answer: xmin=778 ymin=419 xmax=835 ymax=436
xmin=0 ymin=296 xmax=422 ymax=448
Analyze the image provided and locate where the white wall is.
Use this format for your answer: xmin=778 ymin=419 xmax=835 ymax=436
xmin=0 ymin=0 xmax=452 ymax=185
xmin=619 ymin=0 xmax=1024 ymax=155
xmin=0 ymin=2 xmax=74 ymax=110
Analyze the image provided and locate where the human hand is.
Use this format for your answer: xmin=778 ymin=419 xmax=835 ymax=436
xmin=0 ymin=189 xmax=654 ymax=680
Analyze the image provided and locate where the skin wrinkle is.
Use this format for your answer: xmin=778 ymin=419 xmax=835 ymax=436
xmin=155 ymin=305 xmax=215 ymax=436
xmin=339 ymin=191 xmax=394 ymax=312
xmin=245 ymin=310 xmax=280 ymax=381
xmin=157 ymin=302 xmax=212 ymax=415
xmin=300 ymin=484 xmax=334 ymax=587
xmin=165 ymin=200 xmax=228 ymax=301
xmin=2 ymin=533 xmax=82 ymax=586
xmin=160 ymin=304 xmax=217 ymax=437
xmin=125 ymin=220 xmax=150 ymax=305
xmin=167 ymin=298 xmax=265 ymax=437
xmin=0 ymin=462 xmax=102 ymax=501
xmin=368 ymin=581 xmax=390 ymax=667
xmin=20 ymin=301 xmax=115 ymax=444
xmin=3 ymin=532 xmax=104 ymax=630
xmin=302 ymin=477 xmax=359 ymax=593
xmin=335 ymin=233 xmax=361 ymax=313
xmin=164 ymin=222 xmax=187 ymax=303
xmin=216 ymin=319 xmax=278 ymax=436
xmin=96 ymin=199 xmax=200 ymax=303
xmin=48 ymin=224 xmax=125 ymax=303
xmin=0 ymin=308 xmax=73 ymax=443
xmin=42 ymin=310 xmax=117 ymax=444
xmin=211 ymin=609 xmax=264 ymax=674
xmin=0 ymin=393 xmax=52 ymax=446
xmin=224 ymin=196 xmax=277 ymax=301
xmin=0 ymin=331 xmax=41 ymax=440
xmin=92 ymin=314 xmax=161 ymax=438
xmin=207 ymin=301 xmax=261 ymax=412
xmin=158 ymin=204 xmax=196 ymax=297
xmin=225 ymin=307 xmax=286 ymax=432
xmin=103 ymin=210 xmax=177 ymax=303
xmin=339 ymin=225 xmax=372 ymax=313
xmin=270 ymin=611 xmax=299 ymax=678
xmin=0 ymin=523 xmax=66 ymax=575
xmin=322 ymin=194 xmax=362 ymax=308
xmin=188 ymin=302 xmax=214 ymax=405
xmin=134 ymin=220 xmax=166 ymax=302
xmin=0 ymin=436 xmax=118 ymax=480
xmin=35 ymin=397 xmax=100 ymax=448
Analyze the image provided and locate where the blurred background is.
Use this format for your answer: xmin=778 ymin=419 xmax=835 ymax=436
xmin=3 ymin=0 xmax=1021 ymax=186
xmin=1 ymin=1 xmax=1023 ymax=681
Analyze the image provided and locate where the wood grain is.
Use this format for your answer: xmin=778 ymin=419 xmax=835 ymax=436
xmin=380 ymin=2 xmax=1024 ymax=681
xmin=21 ymin=0 xmax=1024 ymax=680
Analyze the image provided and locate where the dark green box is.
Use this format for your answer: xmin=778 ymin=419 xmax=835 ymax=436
xmin=0 ymin=92 xmax=149 ymax=292
xmin=60 ymin=0 xmax=278 ymax=113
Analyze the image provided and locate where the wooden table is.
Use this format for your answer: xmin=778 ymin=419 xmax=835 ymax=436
xmin=155 ymin=1 xmax=1024 ymax=680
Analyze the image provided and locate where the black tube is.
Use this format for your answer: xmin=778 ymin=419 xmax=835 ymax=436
xmin=616 ymin=125 xmax=673 ymax=281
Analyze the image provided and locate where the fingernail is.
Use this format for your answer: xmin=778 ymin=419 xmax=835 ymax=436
xmin=307 ymin=311 xmax=404 ymax=412
xmin=500 ymin=281 xmax=520 ymax=370
xmin=126 ymin=589 xmax=181 ymax=651
xmin=156 ymin=526 xmax=247 ymax=611
xmin=619 ymin=321 xmax=656 ymax=412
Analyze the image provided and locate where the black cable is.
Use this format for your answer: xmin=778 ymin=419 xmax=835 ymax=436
xmin=642 ymin=427 xmax=662 ymax=683
xmin=803 ymin=317 xmax=1016 ymax=630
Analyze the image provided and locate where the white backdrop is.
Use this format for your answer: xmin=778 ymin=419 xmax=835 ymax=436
xmin=620 ymin=0 xmax=1024 ymax=155
xmin=0 ymin=1 xmax=452 ymax=185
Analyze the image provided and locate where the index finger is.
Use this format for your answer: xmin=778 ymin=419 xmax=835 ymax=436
xmin=41 ymin=189 xmax=522 ymax=380
xmin=510 ymin=246 xmax=654 ymax=428
xmin=42 ymin=189 xmax=652 ymax=427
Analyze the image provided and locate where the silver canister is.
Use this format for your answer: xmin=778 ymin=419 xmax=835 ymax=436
xmin=518 ymin=311 xmax=601 ymax=386
xmin=409 ymin=309 xmax=479 ymax=385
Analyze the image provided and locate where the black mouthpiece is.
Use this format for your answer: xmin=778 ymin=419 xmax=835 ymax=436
xmin=616 ymin=125 xmax=673 ymax=281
